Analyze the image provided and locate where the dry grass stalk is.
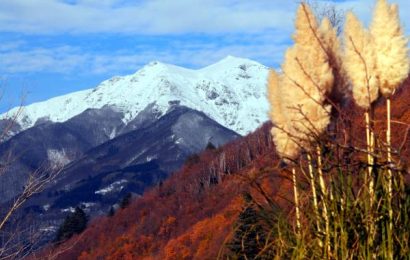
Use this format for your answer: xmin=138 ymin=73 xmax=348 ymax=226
xmin=370 ymin=2 xmax=409 ymax=256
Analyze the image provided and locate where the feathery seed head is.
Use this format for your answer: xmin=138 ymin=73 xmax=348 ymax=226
xmin=268 ymin=69 xmax=301 ymax=160
xmin=293 ymin=4 xmax=319 ymax=45
xmin=267 ymin=70 xmax=284 ymax=126
xmin=320 ymin=17 xmax=350 ymax=100
xmin=371 ymin=0 xmax=409 ymax=96
xmin=344 ymin=12 xmax=379 ymax=109
xmin=269 ymin=3 xmax=336 ymax=160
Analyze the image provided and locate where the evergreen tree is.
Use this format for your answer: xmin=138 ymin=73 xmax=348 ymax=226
xmin=119 ymin=193 xmax=132 ymax=209
xmin=205 ymin=142 xmax=216 ymax=150
xmin=108 ymin=206 xmax=115 ymax=217
xmin=55 ymin=207 xmax=88 ymax=243
xmin=227 ymin=194 xmax=267 ymax=259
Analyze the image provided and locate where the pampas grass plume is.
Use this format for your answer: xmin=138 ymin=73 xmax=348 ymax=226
xmin=268 ymin=70 xmax=300 ymax=160
xmin=371 ymin=0 xmax=409 ymax=96
xmin=344 ymin=12 xmax=379 ymax=109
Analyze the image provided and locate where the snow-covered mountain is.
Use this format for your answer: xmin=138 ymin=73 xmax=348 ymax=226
xmin=1 ymin=56 xmax=270 ymax=135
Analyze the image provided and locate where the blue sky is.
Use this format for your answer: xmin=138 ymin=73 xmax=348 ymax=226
xmin=0 ymin=0 xmax=409 ymax=111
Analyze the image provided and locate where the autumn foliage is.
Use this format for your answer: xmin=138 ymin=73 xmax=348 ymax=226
xmin=33 ymin=121 xmax=294 ymax=259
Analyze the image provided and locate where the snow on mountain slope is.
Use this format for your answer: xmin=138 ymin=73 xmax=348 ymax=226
xmin=1 ymin=56 xmax=270 ymax=135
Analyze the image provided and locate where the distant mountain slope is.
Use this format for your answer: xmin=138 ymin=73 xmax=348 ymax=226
xmin=1 ymin=56 xmax=269 ymax=136
xmin=15 ymin=106 xmax=239 ymax=239
xmin=0 ymin=106 xmax=125 ymax=203
xmin=42 ymin=105 xmax=239 ymax=197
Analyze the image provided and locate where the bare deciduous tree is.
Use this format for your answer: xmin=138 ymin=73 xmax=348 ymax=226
xmin=0 ymin=100 xmax=63 ymax=259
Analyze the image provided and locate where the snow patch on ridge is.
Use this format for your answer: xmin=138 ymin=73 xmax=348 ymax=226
xmin=95 ymin=180 xmax=128 ymax=195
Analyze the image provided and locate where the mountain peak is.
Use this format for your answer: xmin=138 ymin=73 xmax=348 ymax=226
xmin=218 ymin=55 xmax=262 ymax=66
xmin=1 ymin=57 xmax=269 ymax=136
xmin=220 ymin=55 xmax=253 ymax=63
xmin=200 ymin=55 xmax=266 ymax=74
xmin=147 ymin=60 xmax=162 ymax=66
xmin=145 ymin=60 xmax=175 ymax=69
xmin=137 ymin=60 xmax=194 ymax=77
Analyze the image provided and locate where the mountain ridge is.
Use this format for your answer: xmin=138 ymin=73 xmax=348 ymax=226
xmin=0 ymin=56 xmax=269 ymax=136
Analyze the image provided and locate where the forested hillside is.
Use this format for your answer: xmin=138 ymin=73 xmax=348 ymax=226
xmin=34 ymin=78 xmax=410 ymax=259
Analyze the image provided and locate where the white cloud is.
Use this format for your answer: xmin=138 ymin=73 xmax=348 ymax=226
xmin=0 ymin=40 xmax=25 ymax=52
xmin=0 ymin=45 xmax=88 ymax=74
xmin=0 ymin=34 xmax=288 ymax=75
xmin=0 ymin=0 xmax=408 ymax=75
xmin=0 ymin=1 xmax=408 ymax=35
xmin=0 ymin=0 xmax=295 ymax=35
